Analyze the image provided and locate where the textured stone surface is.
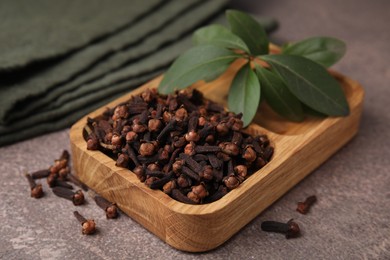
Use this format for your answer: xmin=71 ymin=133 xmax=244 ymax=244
xmin=1 ymin=0 xmax=389 ymax=259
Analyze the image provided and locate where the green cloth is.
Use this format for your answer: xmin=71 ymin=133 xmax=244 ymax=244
xmin=0 ymin=0 xmax=230 ymax=146
xmin=0 ymin=0 xmax=202 ymax=123
xmin=0 ymin=0 xmax=163 ymax=71
xmin=2 ymin=0 xmax=225 ymax=124
xmin=0 ymin=35 xmax=193 ymax=139
xmin=0 ymin=70 xmax=164 ymax=146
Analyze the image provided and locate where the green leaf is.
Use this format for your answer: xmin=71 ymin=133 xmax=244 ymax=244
xmin=228 ymin=63 xmax=260 ymax=127
xmin=158 ymin=45 xmax=239 ymax=94
xmin=193 ymin=24 xmax=250 ymax=53
xmin=255 ymin=66 xmax=304 ymax=122
xmin=261 ymin=54 xmax=349 ymax=116
xmin=282 ymin=37 xmax=346 ymax=67
xmin=302 ymin=103 xmax=327 ymax=118
xmin=226 ymin=9 xmax=269 ymax=55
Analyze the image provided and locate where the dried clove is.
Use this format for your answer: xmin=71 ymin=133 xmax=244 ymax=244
xmin=139 ymin=141 xmax=157 ymax=157
xmin=187 ymin=183 xmax=208 ymax=204
xmin=25 ymin=173 xmax=44 ymax=198
xmin=207 ymin=153 xmax=222 ymax=170
xmin=164 ymin=147 xmax=181 ymax=173
xmin=116 ymin=153 xmax=129 ymax=168
xmin=223 ymin=174 xmax=240 ymax=190
xmin=261 ymin=219 xmax=301 ymax=239
xmin=194 ymin=145 xmax=221 ymax=154
xmin=174 ymin=107 xmax=188 ymax=122
xmin=30 ymin=169 xmax=50 ymax=179
xmin=156 ymin=119 xmax=176 ymax=142
xmin=149 ymin=172 xmax=174 ymax=190
xmin=47 ymin=173 xmax=58 ymax=187
xmin=170 ymin=189 xmax=197 ymax=204
xmin=122 ymin=144 xmax=140 ymax=166
xmin=137 ymin=153 xmax=159 ymax=164
xmin=204 ymin=186 xmax=228 ymax=203
xmin=199 ymin=165 xmax=213 ymax=181
xmin=192 ymin=154 xmax=208 ymax=162
xmin=52 ymin=187 xmax=85 ymax=205
xmin=181 ymin=166 xmax=201 ymax=182
xmin=180 ymin=153 xmax=202 ymax=173
xmin=133 ymin=165 xmax=146 ymax=182
xmin=242 ymin=145 xmax=257 ymax=163
xmin=235 ymin=165 xmax=248 ymax=182
xmin=93 ymin=195 xmax=119 ymax=219
xmin=219 ymin=142 xmax=239 ymax=156
xmin=53 ymin=179 xmax=74 ymax=189
xmin=263 ymin=146 xmax=274 ymax=162
xmin=73 ymin=211 xmax=96 ymax=235
xmin=184 ymin=115 xmax=200 ymax=142
xmin=177 ymin=174 xmax=191 ymax=188
xmin=177 ymin=92 xmax=198 ymax=112
xmin=46 ymin=149 xmax=72 ymax=187
xmin=297 ymin=195 xmax=317 ymax=214
xmin=58 ymin=166 xmax=70 ymax=180
xmin=145 ymin=170 xmax=165 ymax=178
xmin=162 ymin=180 xmax=177 ymax=194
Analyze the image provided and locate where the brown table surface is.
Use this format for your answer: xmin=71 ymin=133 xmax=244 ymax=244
xmin=1 ymin=0 xmax=389 ymax=259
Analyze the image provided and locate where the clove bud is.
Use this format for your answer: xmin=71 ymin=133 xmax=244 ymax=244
xmin=261 ymin=219 xmax=301 ymax=239
xmin=30 ymin=169 xmax=50 ymax=179
xmin=93 ymin=195 xmax=119 ymax=219
xmin=52 ymin=187 xmax=85 ymax=205
xmin=73 ymin=211 xmax=96 ymax=235
xmin=297 ymin=195 xmax=317 ymax=214
xmin=25 ymin=173 xmax=44 ymax=199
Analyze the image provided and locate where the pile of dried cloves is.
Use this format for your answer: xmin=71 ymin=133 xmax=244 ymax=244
xmin=84 ymin=88 xmax=274 ymax=204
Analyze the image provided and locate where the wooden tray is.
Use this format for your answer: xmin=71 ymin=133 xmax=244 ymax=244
xmin=70 ymin=60 xmax=364 ymax=252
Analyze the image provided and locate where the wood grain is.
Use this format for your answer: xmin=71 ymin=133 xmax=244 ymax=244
xmin=70 ymin=51 xmax=364 ymax=252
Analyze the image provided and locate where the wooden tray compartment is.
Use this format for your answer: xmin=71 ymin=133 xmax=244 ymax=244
xmin=70 ymin=62 xmax=364 ymax=252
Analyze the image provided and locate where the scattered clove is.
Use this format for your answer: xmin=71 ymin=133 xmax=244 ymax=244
xmin=297 ymin=195 xmax=317 ymax=214
xmin=92 ymin=194 xmax=119 ymax=219
xmin=73 ymin=211 xmax=96 ymax=235
xmin=261 ymin=219 xmax=301 ymax=239
xmin=25 ymin=173 xmax=44 ymax=199
xmin=30 ymin=169 xmax=50 ymax=179
xmin=52 ymin=187 xmax=85 ymax=205
xmin=46 ymin=173 xmax=58 ymax=187
xmin=53 ymin=179 xmax=74 ymax=189
xmin=46 ymin=150 xmax=72 ymax=186
xmin=24 ymin=150 xmax=110 ymax=236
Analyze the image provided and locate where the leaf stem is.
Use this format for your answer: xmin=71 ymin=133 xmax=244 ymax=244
xmin=252 ymin=57 xmax=270 ymax=69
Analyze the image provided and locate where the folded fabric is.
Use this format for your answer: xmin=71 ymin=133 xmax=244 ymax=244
xmin=0 ymin=70 xmax=164 ymax=146
xmin=3 ymin=0 xmax=226 ymax=124
xmin=0 ymin=1 xmax=230 ymax=146
xmin=0 ymin=0 xmax=163 ymax=71
xmin=0 ymin=0 xmax=208 ymax=124
xmin=0 ymin=35 xmax=193 ymax=138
